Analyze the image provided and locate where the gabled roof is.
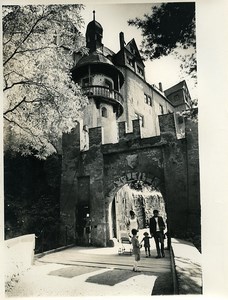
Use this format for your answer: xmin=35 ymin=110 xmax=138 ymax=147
xmin=125 ymin=38 xmax=145 ymax=66
xmin=164 ymin=80 xmax=187 ymax=97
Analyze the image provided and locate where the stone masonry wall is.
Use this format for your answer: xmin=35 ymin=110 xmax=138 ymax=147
xmin=60 ymin=114 xmax=200 ymax=247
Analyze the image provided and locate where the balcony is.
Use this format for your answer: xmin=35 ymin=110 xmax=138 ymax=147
xmin=82 ymin=85 xmax=124 ymax=116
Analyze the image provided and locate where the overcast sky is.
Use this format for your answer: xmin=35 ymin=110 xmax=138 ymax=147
xmin=80 ymin=3 xmax=197 ymax=99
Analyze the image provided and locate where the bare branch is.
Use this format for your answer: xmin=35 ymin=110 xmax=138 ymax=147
xmin=4 ymin=97 xmax=26 ymax=115
xmin=3 ymin=11 xmax=53 ymax=66
xmin=16 ymin=46 xmax=56 ymax=54
xmin=3 ymin=80 xmax=32 ymax=91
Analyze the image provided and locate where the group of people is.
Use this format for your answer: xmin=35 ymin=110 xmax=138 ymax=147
xmin=126 ymin=209 xmax=166 ymax=272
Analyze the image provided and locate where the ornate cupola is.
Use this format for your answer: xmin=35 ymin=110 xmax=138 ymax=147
xmin=86 ymin=11 xmax=103 ymax=53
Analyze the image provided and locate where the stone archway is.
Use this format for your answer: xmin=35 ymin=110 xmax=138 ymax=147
xmin=106 ymin=172 xmax=167 ymax=244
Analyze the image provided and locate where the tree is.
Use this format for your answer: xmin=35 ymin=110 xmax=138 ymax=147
xmin=3 ymin=5 xmax=88 ymax=159
xmin=128 ymin=3 xmax=196 ymax=80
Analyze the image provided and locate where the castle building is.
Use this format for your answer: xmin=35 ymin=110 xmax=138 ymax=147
xmin=71 ymin=12 xmax=190 ymax=146
xmin=60 ymin=13 xmax=200 ymax=247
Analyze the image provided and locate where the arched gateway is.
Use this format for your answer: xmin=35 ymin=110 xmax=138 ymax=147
xmin=59 ymin=114 xmax=200 ymax=247
xmin=108 ymin=176 xmax=167 ymax=243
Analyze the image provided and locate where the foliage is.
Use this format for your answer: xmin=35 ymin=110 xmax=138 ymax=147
xmin=128 ymin=3 xmax=196 ymax=80
xmin=3 ymin=5 xmax=88 ymax=159
xmin=4 ymin=152 xmax=61 ymax=251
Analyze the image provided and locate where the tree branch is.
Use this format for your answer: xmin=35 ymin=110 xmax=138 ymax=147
xmin=4 ymin=97 xmax=26 ymax=115
xmin=4 ymin=115 xmax=46 ymax=146
xmin=3 ymin=80 xmax=32 ymax=92
xmin=3 ymin=11 xmax=53 ymax=66
xmin=15 ymin=46 xmax=56 ymax=54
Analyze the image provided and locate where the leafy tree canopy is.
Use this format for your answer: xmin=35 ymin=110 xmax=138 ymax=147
xmin=3 ymin=5 xmax=88 ymax=159
xmin=128 ymin=2 xmax=196 ymax=80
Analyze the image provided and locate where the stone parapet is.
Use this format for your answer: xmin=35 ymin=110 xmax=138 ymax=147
xmin=4 ymin=234 xmax=35 ymax=292
xmin=171 ymin=238 xmax=202 ymax=294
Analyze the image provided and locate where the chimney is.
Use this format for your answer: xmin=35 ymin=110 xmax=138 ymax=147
xmin=119 ymin=32 xmax=125 ymax=49
xmin=159 ymin=82 xmax=163 ymax=92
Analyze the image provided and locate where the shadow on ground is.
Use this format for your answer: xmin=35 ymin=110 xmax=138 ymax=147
xmin=86 ymin=269 xmax=153 ymax=286
xmin=152 ymin=272 xmax=174 ymax=295
xmin=48 ymin=266 xmax=101 ymax=278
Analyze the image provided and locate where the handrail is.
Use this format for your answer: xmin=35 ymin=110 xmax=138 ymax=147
xmin=82 ymin=85 xmax=124 ymax=105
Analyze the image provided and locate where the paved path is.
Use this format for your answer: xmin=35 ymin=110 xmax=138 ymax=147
xmin=6 ymin=245 xmax=174 ymax=297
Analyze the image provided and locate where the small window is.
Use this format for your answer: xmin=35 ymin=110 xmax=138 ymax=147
xmin=130 ymin=46 xmax=135 ymax=54
xmin=101 ymin=107 xmax=108 ymax=118
xmin=144 ymin=94 xmax=152 ymax=106
xmin=82 ymin=77 xmax=90 ymax=87
xmin=147 ymin=95 xmax=152 ymax=106
xmin=134 ymin=112 xmax=144 ymax=127
xmin=144 ymin=94 xmax=147 ymax=104
xmin=105 ymin=79 xmax=112 ymax=90
xmin=159 ymin=104 xmax=164 ymax=115
xmin=127 ymin=56 xmax=134 ymax=67
xmin=137 ymin=65 xmax=144 ymax=76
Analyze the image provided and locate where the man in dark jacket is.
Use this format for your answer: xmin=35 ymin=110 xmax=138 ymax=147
xmin=149 ymin=209 xmax=166 ymax=258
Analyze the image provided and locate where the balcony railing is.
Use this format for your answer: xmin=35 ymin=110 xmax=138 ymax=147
xmin=82 ymin=85 xmax=124 ymax=106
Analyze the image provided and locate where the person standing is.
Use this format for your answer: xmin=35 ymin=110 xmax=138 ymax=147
xmin=131 ymin=228 xmax=141 ymax=272
xmin=140 ymin=232 xmax=152 ymax=257
xmin=126 ymin=210 xmax=139 ymax=237
xmin=149 ymin=209 xmax=166 ymax=258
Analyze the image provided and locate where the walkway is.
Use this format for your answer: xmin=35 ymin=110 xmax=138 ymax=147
xmin=6 ymin=244 xmax=174 ymax=297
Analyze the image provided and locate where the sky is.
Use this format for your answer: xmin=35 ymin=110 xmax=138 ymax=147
xmin=80 ymin=3 xmax=197 ymax=99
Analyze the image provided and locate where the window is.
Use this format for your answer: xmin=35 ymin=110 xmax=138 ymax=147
xmin=82 ymin=77 xmax=90 ymax=87
xmin=144 ymin=93 xmax=152 ymax=106
xmin=137 ymin=65 xmax=144 ymax=76
xmin=130 ymin=46 xmax=136 ymax=54
xmin=159 ymin=104 xmax=164 ymax=115
xmin=104 ymin=79 xmax=112 ymax=90
xmin=144 ymin=94 xmax=147 ymax=104
xmin=101 ymin=107 xmax=108 ymax=118
xmin=127 ymin=56 xmax=134 ymax=67
xmin=134 ymin=112 xmax=144 ymax=127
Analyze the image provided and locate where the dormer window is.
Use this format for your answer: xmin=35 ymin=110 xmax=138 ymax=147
xmin=130 ymin=46 xmax=136 ymax=54
xmin=137 ymin=65 xmax=144 ymax=76
xmin=127 ymin=56 xmax=134 ymax=67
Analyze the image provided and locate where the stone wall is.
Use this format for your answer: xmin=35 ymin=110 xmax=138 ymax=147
xmin=60 ymin=113 xmax=200 ymax=247
xmin=4 ymin=234 xmax=35 ymax=291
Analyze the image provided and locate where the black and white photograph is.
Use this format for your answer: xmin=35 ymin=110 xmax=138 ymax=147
xmin=1 ymin=0 xmax=227 ymax=299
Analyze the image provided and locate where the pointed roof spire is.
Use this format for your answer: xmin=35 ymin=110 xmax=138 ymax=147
xmin=86 ymin=11 xmax=103 ymax=52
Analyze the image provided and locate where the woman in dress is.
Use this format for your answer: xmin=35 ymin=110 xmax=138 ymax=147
xmin=126 ymin=210 xmax=139 ymax=237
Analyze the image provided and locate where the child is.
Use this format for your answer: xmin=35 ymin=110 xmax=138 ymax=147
xmin=131 ymin=228 xmax=141 ymax=272
xmin=140 ymin=232 xmax=151 ymax=257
